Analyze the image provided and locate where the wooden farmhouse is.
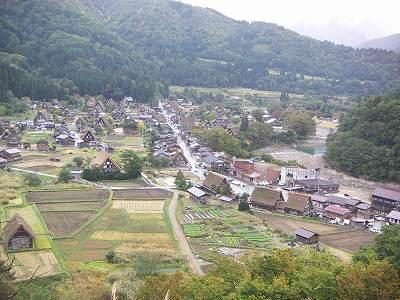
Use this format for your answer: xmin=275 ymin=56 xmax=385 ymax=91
xmin=91 ymin=152 xmax=122 ymax=173
xmin=36 ymin=140 xmax=49 ymax=152
xmin=284 ymin=192 xmax=313 ymax=216
xmin=0 ymin=148 xmax=21 ymax=161
xmin=371 ymin=186 xmax=400 ymax=213
xmin=295 ymin=228 xmax=319 ymax=245
xmin=250 ymin=187 xmax=282 ymax=211
xmin=187 ymin=186 xmax=209 ymax=204
xmin=56 ymin=134 xmax=75 ymax=147
xmin=2 ymin=214 xmax=35 ymax=251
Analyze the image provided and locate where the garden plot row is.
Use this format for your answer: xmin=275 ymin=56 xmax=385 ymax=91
xmin=206 ymin=236 xmax=242 ymax=247
xmin=235 ymin=227 xmax=272 ymax=248
xmin=184 ymin=208 xmax=233 ymax=223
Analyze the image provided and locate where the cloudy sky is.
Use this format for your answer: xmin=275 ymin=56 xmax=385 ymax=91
xmin=180 ymin=0 xmax=400 ymax=46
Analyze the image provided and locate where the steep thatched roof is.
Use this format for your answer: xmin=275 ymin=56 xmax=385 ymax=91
xmin=286 ymin=192 xmax=311 ymax=213
xmin=250 ymin=187 xmax=281 ymax=208
xmin=202 ymin=172 xmax=226 ymax=191
xmin=2 ymin=214 xmax=35 ymax=242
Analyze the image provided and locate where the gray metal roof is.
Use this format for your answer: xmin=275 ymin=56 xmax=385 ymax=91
xmin=295 ymin=228 xmax=318 ymax=239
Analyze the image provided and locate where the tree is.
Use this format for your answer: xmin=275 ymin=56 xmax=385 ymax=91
xmin=175 ymin=170 xmax=190 ymax=191
xmin=375 ymin=224 xmax=400 ymax=269
xmin=58 ymin=167 xmax=72 ymax=183
xmin=23 ymin=174 xmax=42 ymax=187
xmin=239 ymin=114 xmax=249 ymax=132
xmin=337 ymin=260 xmax=400 ymax=300
xmin=72 ymin=156 xmax=84 ymax=167
xmin=218 ymin=182 xmax=231 ymax=196
xmin=252 ymin=109 xmax=264 ymax=122
xmin=238 ymin=199 xmax=250 ymax=211
xmin=285 ymin=112 xmax=316 ymax=138
xmin=0 ymin=257 xmax=15 ymax=299
xmin=120 ymin=150 xmax=144 ymax=179
xmin=280 ymin=91 xmax=290 ymax=107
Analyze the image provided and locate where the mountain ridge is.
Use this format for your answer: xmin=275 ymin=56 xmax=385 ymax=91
xmin=358 ymin=33 xmax=400 ymax=53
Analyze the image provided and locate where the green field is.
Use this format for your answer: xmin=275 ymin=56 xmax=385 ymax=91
xmin=182 ymin=200 xmax=280 ymax=251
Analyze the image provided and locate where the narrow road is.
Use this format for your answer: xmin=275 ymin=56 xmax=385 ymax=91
xmin=10 ymin=167 xmax=57 ymax=178
xmin=168 ymin=192 xmax=204 ymax=276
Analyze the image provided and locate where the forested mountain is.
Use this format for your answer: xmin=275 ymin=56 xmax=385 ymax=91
xmin=0 ymin=0 xmax=161 ymax=103
xmin=358 ymin=33 xmax=400 ymax=53
xmin=71 ymin=0 xmax=400 ymax=96
xmin=326 ymin=93 xmax=400 ymax=181
xmin=1 ymin=0 xmax=400 ymax=104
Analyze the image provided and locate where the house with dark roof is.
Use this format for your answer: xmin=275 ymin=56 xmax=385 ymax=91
xmin=250 ymin=187 xmax=282 ymax=211
xmin=202 ymin=172 xmax=229 ymax=195
xmin=371 ymin=186 xmax=400 ymax=213
xmin=295 ymin=228 xmax=319 ymax=244
xmin=56 ymin=134 xmax=75 ymax=147
xmin=327 ymin=195 xmax=360 ymax=212
xmin=311 ymin=194 xmax=328 ymax=213
xmin=0 ymin=148 xmax=21 ymax=161
xmin=284 ymin=192 xmax=313 ymax=216
xmin=2 ymin=214 xmax=35 ymax=251
xmin=187 ymin=186 xmax=209 ymax=204
xmin=356 ymin=203 xmax=374 ymax=220
xmin=296 ymin=179 xmax=339 ymax=193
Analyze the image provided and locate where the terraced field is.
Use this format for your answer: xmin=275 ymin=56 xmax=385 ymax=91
xmin=26 ymin=189 xmax=110 ymax=238
xmin=113 ymin=188 xmax=172 ymax=200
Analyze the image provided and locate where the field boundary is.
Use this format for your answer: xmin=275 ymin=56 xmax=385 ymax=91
xmin=60 ymin=189 xmax=114 ymax=239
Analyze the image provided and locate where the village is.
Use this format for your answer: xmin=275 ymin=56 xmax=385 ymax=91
xmin=0 ymin=93 xmax=399 ymax=280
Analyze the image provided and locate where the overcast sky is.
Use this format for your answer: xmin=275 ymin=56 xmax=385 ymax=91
xmin=180 ymin=0 xmax=400 ymax=45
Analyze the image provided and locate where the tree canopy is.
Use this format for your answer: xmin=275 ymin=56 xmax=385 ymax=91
xmin=326 ymin=93 xmax=400 ymax=181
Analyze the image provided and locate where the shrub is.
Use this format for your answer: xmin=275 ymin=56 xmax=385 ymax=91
xmin=106 ymin=251 xmax=117 ymax=264
xmin=1 ymin=200 xmax=9 ymax=205
xmin=23 ymin=174 xmax=42 ymax=187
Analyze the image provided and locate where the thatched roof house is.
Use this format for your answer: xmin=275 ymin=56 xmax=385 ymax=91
xmin=284 ymin=192 xmax=313 ymax=216
xmin=250 ymin=187 xmax=282 ymax=211
xmin=2 ymin=214 xmax=35 ymax=251
xmin=91 ymin=152 xmax=122 ymax=173
xmin=202 ymin=172 xmax=228 ymax=194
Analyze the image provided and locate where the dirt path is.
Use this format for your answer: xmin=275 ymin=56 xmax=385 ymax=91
xmin=168 ymin=192 xmax=204 ymax=276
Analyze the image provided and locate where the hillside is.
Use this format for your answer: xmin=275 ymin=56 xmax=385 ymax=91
xmin=71 ymin=0 xmax=400 ymax=96
xmin=326 ymin=93 xmax=400 ymax=181
xmin=0 ymin=0 xmax=160 ymax=103
xmin=358 ymin=34 xmax=400 ymax=53
xmin=1 ymin=0 xmax=400 ymax=103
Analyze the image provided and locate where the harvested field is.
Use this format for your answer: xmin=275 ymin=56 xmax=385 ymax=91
xmin=255 ymin=212 xmax=375 ymax=253
xmin=12 ymin=250 xmax=60 ymax=280
xmin=56 ymin=239 xmax=80 ymax=248
xmin=68 ymin=250 xmax=108 ymax=262
xmin=319 ymin=231 xmax=375 ymax=253
xmin=37 ymin=202 xmax=103 ymax=212
xmin=26 ymin=189 xmax=109 ymax=203
xmin=113 ymin=188 xmax=171 ymax=200
xmin=42 ymin=211 xmax=94 ymax=238
xmin=83 ymin=240 xmax=114 ymax=250
xmin=91 ymin=231 xmax=171 ymax=243
xmin=115 ymin=242 xmax=176 ymax=261
xmin=256 ymin=213 xmax=345 ymax=235
xmin=112 ymin=200 xmax=165 ymax=213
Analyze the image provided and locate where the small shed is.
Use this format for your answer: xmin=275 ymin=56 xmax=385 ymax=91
xmin=2 ymin=214 xmax=35 ymax=251
xmin=36 ymin=140 xmax=49 ymax=152
xmin=295 ymin=228 xmax=319 ymax=244
xmin=187 ymin=186 xmax=209 ymax=204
